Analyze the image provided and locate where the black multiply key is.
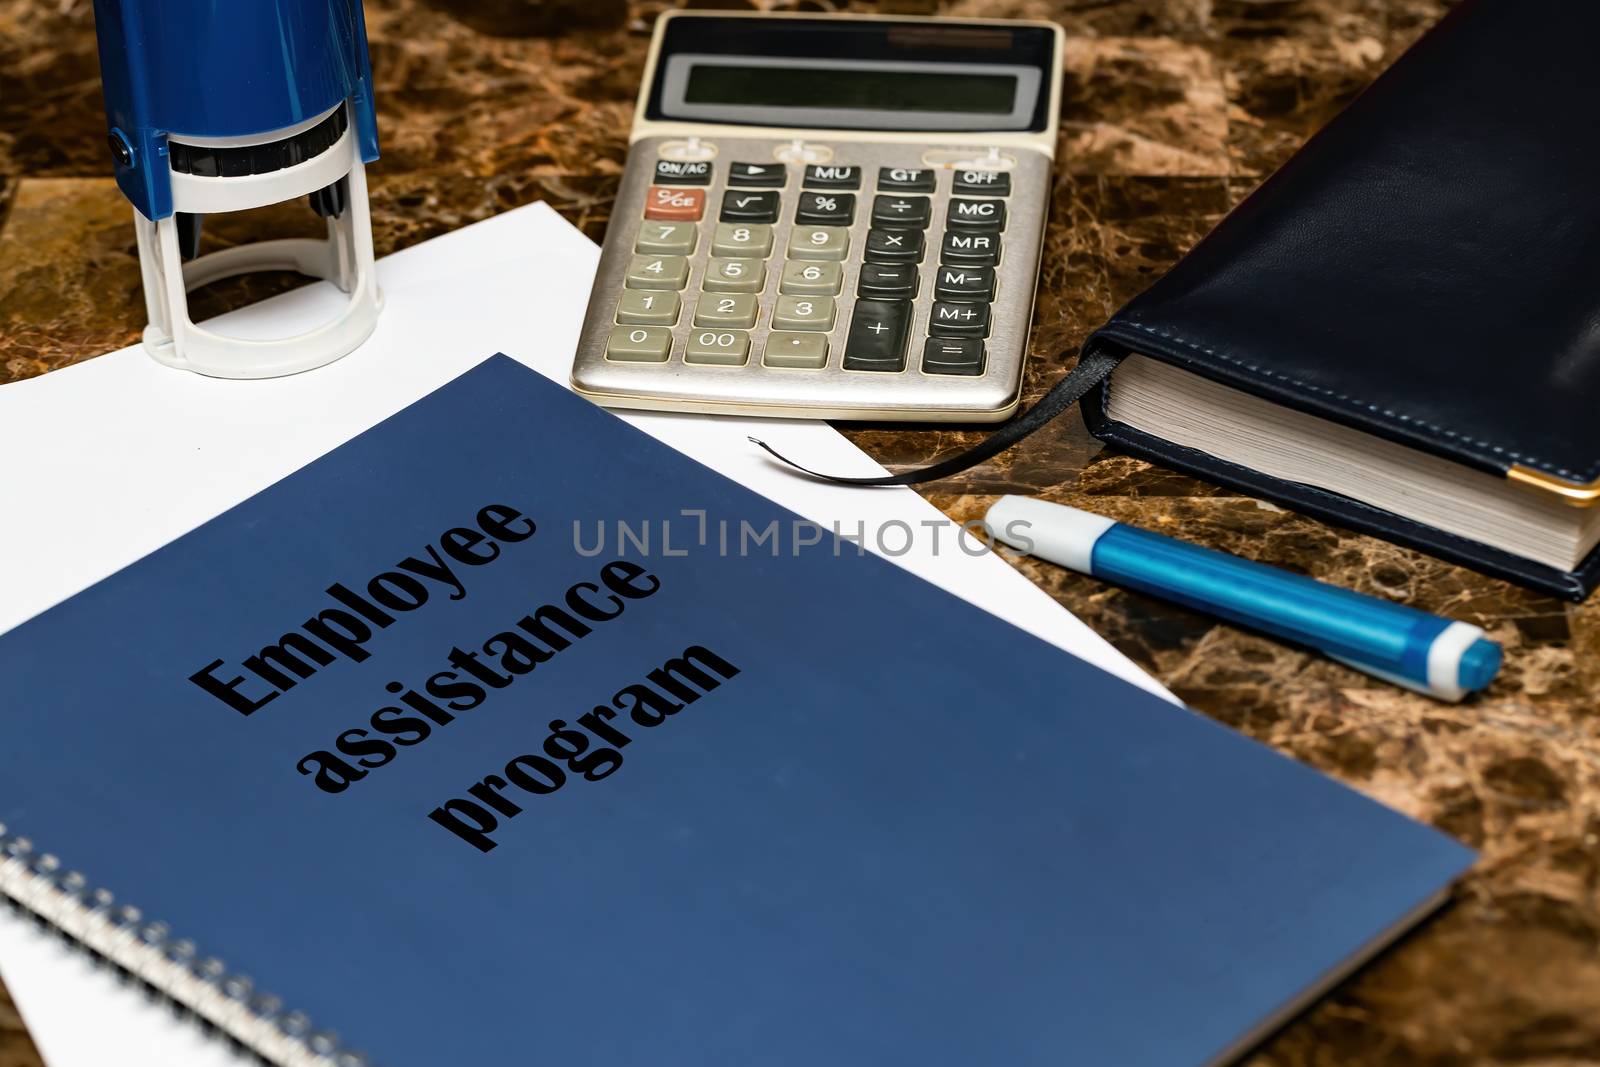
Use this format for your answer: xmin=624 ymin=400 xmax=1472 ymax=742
xmin=941 ymin=230 xmax=1000 ymax=267
xmin=922 ymin=337 xmax=986 ymax=376
xmin=844 ymin=299 xmax=911 ymax=371
xmin=934 ymin=264 xmax=994 ymax=303
xmin=870 ymin=194 xmax=931 ymax=230
xmin=720 ymin=189 xmax=780 ymax=223
xmin=946 ymin=197 xmax=1006 ymax=232
xmin=795 ymin=191 xmax=854 ymax=225
xmin=864 ymin=228 xmax=925 ymax=265
xmin=857 ymin=262 xmax=919 ymax=300
xmin=928 ymin=300 xmax=991 ymax=338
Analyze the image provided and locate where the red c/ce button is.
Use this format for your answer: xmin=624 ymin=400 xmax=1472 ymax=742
xmin=644 ymin=185 xmax=705 ymax=221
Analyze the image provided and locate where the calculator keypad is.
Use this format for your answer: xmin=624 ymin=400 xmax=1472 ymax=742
xmin=582 ymin=136 xmax=1047 ymax=418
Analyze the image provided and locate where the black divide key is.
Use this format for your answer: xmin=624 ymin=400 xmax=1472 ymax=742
xmin=795 ymin=191 xmax=855 ymax=226
xmin=922 ymin=337 xmax=986 ymax=376
xmin=870 ymin=194 xmax=932 ymax=230
xmin=864 ymin=227 xmax=925 ymax=265
xmin=934 ymin=264 xmax=994 ymax=303
xmin=946 ymin=197 xmax=1006 ymax=232
xmin=940 ymin=229 xmax=1001 ymax=267
xmin=928 ymin=300 xmax=991 ymax=338
xmin=877 ymin=166 xmax=936 ymax=192
xmin=844 ymin=299 xmax=912 ymax=371
xmin=728 ymin=161 xmax=785 ymax=187
xmin=803 ymin=163 xmax=861 ymax=189
xmin=857 ymin=262 xmax=919 ymax=301
xmin=654 ymin=158 xmax=712 ymax=185
xmin=952 ymin=168 xmax=1011 ymax=197
xmin=720 ymin=189 xmax=780 ymax=223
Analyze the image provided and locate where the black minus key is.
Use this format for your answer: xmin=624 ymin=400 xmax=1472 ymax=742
xmin=844 ymin=299 xmax=911 ymax=371
xmin=857 ymin=262 xmax=919 ymax=300
xmin=922 ymin=337 xmax=986 ymax=376
xmin=934 ymin=264 xmax=994 ymax=303
xmin=654 ymin=159 xmax=712 ymax=185
xmin=728 ymin=161 xmax=785 ymax=187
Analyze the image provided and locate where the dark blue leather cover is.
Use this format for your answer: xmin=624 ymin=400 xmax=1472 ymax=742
xmin=1082 ymin=0 xmax=1600 ymax=600
xmin=0 ymin=356 xmax=1471 ymax=1066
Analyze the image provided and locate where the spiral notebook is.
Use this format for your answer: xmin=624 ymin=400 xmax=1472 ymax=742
xmin=0 ymin=355 xmax=1471 ymax=1066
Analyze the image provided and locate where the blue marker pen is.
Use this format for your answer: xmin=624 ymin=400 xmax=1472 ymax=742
xmin=984 ymin=496 xmax=1501 ymax=702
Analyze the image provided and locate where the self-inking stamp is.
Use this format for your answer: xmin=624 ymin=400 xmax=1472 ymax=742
xmin=94 ymin=0 xmax=382 ymax=378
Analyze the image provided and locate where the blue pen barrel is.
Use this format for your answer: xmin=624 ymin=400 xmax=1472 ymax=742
xmin=1091 ymin=524 xmax=1462 ymax=687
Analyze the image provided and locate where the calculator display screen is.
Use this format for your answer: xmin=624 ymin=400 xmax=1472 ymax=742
xmin=682 ymin=64 xmax=1020 ymax=117
xmin=648 ymin=18 xmax=1056 ymax=133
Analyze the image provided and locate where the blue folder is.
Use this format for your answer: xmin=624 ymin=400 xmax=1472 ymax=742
xmin=0 ymin=355 xmax=1472 ymax=1066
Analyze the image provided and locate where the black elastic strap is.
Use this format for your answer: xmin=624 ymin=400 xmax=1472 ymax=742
xmin=750 ymin=346 xmax=1125 ymax=486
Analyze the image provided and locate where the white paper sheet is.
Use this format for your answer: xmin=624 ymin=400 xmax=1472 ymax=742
xmin=0 ymin=201 xmax=1169 ymax=1067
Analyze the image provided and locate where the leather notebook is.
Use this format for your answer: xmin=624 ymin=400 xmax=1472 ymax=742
xmin=1079 ymin=0 xmax=1600 ymax=601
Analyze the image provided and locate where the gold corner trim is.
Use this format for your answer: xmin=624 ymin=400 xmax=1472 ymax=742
xmin=1507 ymin=464 xmax=1600 ymax=508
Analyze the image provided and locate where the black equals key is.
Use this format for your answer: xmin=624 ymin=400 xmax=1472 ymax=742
xmin=922 ymin=337 xmax=986 ymax=376
xmin=844 ymin=299 xmax=911 ymax=371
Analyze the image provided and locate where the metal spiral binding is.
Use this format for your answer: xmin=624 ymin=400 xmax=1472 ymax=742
xmin=0 ymin=822 xmax=371 ymax=1067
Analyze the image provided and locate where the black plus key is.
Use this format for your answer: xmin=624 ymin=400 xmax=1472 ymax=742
xmin=857 ymin=262 xmax=919 ymax=301
xmin=795 ymin=191 xmax=855 ymax=225
xmin=952 ymin=169 xmax=1011 ymax=197
xmin=844 ymin=299 xmax=911 ymax=371
xmin=877 ymin=166 xmax=936 ymax=192
xmin=928 ymin=300 xmax=990 ymax=338
xmin=870 ymin=194 xmax=932 ymax=230
xmin=654 ymin=159 xmax=712 ymax=185
xmin=922 ymin=337 xmax=986 ymax=376
xmin=728 ymin=161 xmax=785 ymax=187
xmin=803 ymin=164 xmax=861 ymax=189
xmin=946 ymin=197 xmax=1006 ymax=232
xmin=941 ymin=230 xmax=1001 ymax=267
xmin=934 ymin=264 xmax=994 ymax=303
xmin=720 ymin=189 xmax=780 ymax=223
xmin=864 ymin=227 xmax=925 ymax=265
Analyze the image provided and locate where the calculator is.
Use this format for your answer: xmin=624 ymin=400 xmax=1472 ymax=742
xmin=570 ymin=12 xmax=1064 ymax=422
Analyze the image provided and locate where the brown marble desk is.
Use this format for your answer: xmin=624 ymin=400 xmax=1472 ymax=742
xmin=3 ymin=0 xmax=1597 ymax=1063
